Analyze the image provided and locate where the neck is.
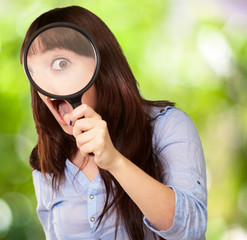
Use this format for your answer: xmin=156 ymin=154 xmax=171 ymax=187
xmin=71 ymin=149 xmax=99 ymax=182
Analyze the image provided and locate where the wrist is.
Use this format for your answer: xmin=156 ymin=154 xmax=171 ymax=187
xmin=107 ymin=152 xmax=128 ymax=175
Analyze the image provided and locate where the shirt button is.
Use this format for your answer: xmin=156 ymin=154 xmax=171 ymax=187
xmin=160 ymin=108 xmax=165 ymax=113
xmin=90 ymin=217 xmax=95 ymax=222
xmin=89 ymin=194 xmax=94 ymax=199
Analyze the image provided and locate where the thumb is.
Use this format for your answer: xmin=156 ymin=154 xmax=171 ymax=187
xmin=63 ymin=113 xmax=72 ymax=126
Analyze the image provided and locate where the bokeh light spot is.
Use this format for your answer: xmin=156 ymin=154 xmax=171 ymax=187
xmin=2 ymin=192 xmax=33 ymax=227
xmin=0 ymin=198 xmax=13 ymax=238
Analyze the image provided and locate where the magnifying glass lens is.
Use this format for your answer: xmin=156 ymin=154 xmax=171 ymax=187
xmin=24 ymin=24 xmax=99 ymax=101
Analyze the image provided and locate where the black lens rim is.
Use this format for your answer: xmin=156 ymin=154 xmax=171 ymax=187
xmin=23 ymin=22 xmax=101 ymax=102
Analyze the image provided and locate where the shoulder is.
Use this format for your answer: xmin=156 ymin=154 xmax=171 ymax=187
xmin=149 ymin=106 xmax=197 ymax=135
xmin=149 ymin=106 xmax=192 ymax=125
xmin=32 ymin=169 xmax=44 ymax=186
xmin=32 ymin=170 xmax=53 ymax=195
xmin=148 ymin=106 xmax=202 ymax=152
xmin=149 ymin=106 xmax=182 ymax=122
xmin=32 ymin=169 xmax=53 ymax=183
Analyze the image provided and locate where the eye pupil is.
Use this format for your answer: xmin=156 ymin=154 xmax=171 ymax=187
xmin=59 ymin=60 xmax=67 ymax=69
xmin=52 ymin=58 xmax=70 ymax=71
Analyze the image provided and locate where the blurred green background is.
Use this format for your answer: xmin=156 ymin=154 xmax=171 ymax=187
xmin=0 ymin=0 xmax=247 ymax=239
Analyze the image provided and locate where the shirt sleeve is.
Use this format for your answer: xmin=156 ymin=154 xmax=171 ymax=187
xmin=32 ymin=170 xmax=58 ymax=240
xmin=144 ymin=107 xmax=207 ymax=240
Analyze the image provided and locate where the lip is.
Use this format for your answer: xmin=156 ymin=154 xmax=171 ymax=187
xmin=47 ymin=97 xmax=69 ymax=125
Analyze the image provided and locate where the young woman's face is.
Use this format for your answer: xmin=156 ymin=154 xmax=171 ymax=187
xmin=28 ymin=46 xmax=97 ymax=135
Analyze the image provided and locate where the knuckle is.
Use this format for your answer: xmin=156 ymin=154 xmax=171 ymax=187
xmin=96 ymin=114 xmax=102 ymax=120
xmin=97 ymin=127 xmax=106 ymax=139
xmin=81 ymin=103 xmax=88 ymax=111
xmin=98 ymin=120 xmax=107 ymax=131
xmin=101 ymin=120 xmax=107 ymax=128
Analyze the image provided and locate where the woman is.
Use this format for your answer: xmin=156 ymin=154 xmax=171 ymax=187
xmin=20 ymin=5 xmax=207 ymax=240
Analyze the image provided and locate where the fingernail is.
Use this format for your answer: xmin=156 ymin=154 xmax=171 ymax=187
xmin=69 ymin=120 xmax=72 ymax=126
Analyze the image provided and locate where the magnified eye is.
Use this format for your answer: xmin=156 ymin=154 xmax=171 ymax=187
xmin=52 ymin=58 xmax=70 ymax=71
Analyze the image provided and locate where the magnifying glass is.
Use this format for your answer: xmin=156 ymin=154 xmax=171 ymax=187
xmin=23 ymin=22 xmax=100 ymax=109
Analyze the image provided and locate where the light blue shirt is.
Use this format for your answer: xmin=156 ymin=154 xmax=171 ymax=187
xmin=32 ymin=106 xmax=207 ymax=240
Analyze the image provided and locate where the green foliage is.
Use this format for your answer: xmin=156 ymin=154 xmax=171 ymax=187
xmin=0 ymin=0 xmax=246 ymax=239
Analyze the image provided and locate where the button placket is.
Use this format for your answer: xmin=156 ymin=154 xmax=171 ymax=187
xmin=87 ymin=177 xmax=100 ymax=231
xmin=88 ymin=190 xmax=97 ymax=229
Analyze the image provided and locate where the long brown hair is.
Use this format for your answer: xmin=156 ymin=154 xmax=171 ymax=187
xmin=20 ymin=6 xmax=174 ymax=240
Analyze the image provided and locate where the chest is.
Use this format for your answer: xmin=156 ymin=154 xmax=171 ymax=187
xmin=49 ymin=170 xmax=127 ymax=239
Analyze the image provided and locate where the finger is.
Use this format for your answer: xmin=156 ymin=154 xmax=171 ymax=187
xmin=63 ymin=113 xmax=71 ymax=126
xmin=70 ymin=104 xmax=101 ymax=124
xmin=73 ymin=118 xmax=101 ymax=138
xmin=75 ymin=129 xmax=95 ymax=148
xmin=78 ymin=139 xmax=96 ymax=156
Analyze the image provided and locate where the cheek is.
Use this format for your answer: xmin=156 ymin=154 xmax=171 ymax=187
xmin=81 ymin=85 xmax=97 ymax=109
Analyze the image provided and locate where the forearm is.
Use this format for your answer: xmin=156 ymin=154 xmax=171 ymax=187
xmin=108 ymin=154 xmax=175 ymax=231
